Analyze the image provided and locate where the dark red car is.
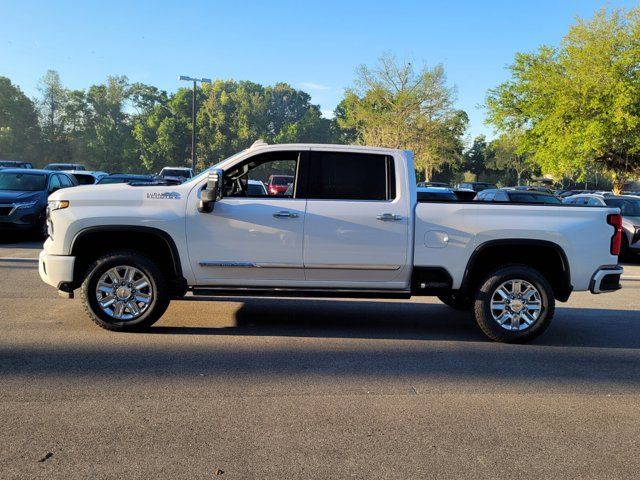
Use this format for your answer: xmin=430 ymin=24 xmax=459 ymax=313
xmin=267 ymin=175 xmax=294 ymax=195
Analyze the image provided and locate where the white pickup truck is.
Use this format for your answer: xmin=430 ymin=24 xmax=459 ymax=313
xmin=39 ymin=142 xmax=624 ymax=343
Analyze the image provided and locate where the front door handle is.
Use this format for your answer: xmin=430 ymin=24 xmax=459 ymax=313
xmin=376 ymin=213 xmax=402 ymax=221
xmin=273 ymin=211 xmax=299 ymax=219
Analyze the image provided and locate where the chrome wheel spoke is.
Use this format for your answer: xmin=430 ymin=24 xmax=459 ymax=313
xmin=107 ymin=270 xmax=120 ymax=284
xmin=97 ymin=282 xmax=113 ymax=293
xmin=510 ymin=315 xmax=521 ymax=330
xmin=124 ymin=267 xmax=136 ymax=283
xmin=133 ymin=278 xmax=149 ymax=290
xmin=113 ymin=301 xmax=125 ymax=319
xmin=134 ymin=292 xmax=151 ymax=304
xmin=99 ymin=294 xmax=116 ymax=307
xmin=126 ymin=301 xmax=140 ymax=316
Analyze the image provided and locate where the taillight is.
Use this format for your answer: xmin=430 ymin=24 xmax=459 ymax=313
xmin=607 ymin=213 xmax=623 ymax=256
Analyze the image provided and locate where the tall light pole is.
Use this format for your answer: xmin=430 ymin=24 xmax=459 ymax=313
xmin=179 ymin=76 xmax=212 ymax=171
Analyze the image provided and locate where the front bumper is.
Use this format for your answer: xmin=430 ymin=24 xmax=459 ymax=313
xmin=589 ymin=265 xmax=623 ymax=294
xmin=39 ymin=250 xmax=76 ymax=294
xmin=0 ymin=205 xmax=43 ymax=229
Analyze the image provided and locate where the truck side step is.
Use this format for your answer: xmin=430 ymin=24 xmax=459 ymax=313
xmin=191 ymin=287 xmax=412 ymax=299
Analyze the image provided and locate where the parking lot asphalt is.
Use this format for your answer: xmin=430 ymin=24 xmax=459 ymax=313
xmin=1 ymin=238 xmax=639 ymax=479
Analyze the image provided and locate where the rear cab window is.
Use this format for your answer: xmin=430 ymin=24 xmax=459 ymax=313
xmin=304 ymin=151 xmax=395 ymax=201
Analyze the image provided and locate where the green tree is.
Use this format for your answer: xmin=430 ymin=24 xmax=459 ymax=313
xmin=486 ymin=7 xmax=640 ymax=193
xmin=488 ymin=131 xmax=536 ymax=186
xmin=83 ymin=76 xmax=136 ymax=172
xmin=37 ymin=70 xmax=70 ymax=162
xmin=338 ymin=53 xmax=468 ymax=180
xmin=0 ymin=76 xmax=42 ymax=163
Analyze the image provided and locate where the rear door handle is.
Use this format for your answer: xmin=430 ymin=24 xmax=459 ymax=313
xmin=273 ymin=211 xmax=299 ymax=219
xmin=376 ymin=213 xmax=402 ymax=221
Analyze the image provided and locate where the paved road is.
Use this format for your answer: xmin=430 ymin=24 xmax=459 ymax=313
xmin=1 ymin=240 xmax=639 ymax=479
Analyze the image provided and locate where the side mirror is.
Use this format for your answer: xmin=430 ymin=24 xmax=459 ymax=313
xmin=198 ymin=169 xmax=223 ymax=213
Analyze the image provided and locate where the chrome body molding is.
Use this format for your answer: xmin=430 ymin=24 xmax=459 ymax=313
xmin=304 ymin=264 xmax=401 ymax=271
xmin=198 ymin=261 xmax=400 ymax=271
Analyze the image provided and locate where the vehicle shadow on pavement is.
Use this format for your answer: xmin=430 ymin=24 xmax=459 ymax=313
xmin=149 ymin=296 xmax=640 ymax=349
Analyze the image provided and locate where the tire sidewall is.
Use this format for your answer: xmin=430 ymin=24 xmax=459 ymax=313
xmin=474 ymin=265 xmax=554 ymax=343
xmin=82 ymin=252 xmax=167 ymax=330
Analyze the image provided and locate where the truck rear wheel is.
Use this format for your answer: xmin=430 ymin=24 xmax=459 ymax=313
xmin=81 ymin=250 xmax=170 ymax=331
xmin=472 ymin=265 xmax=554 ymax=343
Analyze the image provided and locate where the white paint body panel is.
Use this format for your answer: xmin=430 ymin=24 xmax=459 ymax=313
xmin=42 ymin=143 xmax=619 ymax=295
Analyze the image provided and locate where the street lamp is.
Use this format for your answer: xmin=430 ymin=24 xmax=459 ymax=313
xmin=179 ymin=76 xmax=212 ymax=171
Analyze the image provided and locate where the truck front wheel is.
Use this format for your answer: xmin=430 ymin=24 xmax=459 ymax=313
xmin=81 ymin=250 xmax=170 ymax=331
xmin=472 ymin=265 xmax=555 ymax=343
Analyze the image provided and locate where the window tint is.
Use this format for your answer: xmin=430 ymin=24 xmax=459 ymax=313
xmin=307 ymin=152 xmax=394 ymax=201
xmin=587 ymin=197 xmax=602 ymax=206
xmin=59 ymin=174 xmax=74 ymax=188
xmin=49 ymin=175 xmax=62 ymax=191
xmin=224 ymin=152 xmax=298 ymax=198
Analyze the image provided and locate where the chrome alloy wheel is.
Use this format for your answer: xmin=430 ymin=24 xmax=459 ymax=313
xmin=489 ymin=279 xmax=542 ymax=331
xmin=95 ymin=265 xmax=153 ymax=320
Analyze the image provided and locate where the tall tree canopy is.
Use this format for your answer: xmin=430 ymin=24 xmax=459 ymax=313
xmin=486 ymin=7 xmax=640 ymax=192
xmin=337 ymin=54 xmax=468 ymax=180
xmin=0 ymin=76 xmax=42 ymax=162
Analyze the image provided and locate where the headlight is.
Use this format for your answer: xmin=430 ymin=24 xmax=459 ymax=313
xmin=14 ymin=201 xmax=37 ymax=210
xmin=47 ymin=200 xmax=69 ymax=212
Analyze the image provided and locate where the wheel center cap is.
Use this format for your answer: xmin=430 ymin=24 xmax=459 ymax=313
xmin=510 ymin=299 xmax=524 ymax=312
xmin=116 ymin=286 xmax=131 ymax=300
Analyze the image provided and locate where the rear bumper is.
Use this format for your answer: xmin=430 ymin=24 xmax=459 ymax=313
xmin=39 ymin=250 xmax=75 ymax=292
xmin=589 ymin=265 xmax=623 ymax=294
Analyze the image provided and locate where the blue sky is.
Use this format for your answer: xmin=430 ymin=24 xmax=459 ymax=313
xmin=1 ymin=0 xmax=637 ymax=141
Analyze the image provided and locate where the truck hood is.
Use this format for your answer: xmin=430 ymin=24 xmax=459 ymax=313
xmin=48 ymin=183 xmax=188 ymax=206
xmin=0 ymin=190 xmax=43 ymax=203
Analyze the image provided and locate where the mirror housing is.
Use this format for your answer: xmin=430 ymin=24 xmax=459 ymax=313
xmin=198 ymin=169 xmax=223 ymax=213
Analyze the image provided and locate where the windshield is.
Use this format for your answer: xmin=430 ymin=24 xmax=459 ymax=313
xmin=509 ymin=193 xmax=561 ymax=204
xmin=0 ymin=172 xmax=47 ymax=191
xmin=162 ymin=168 xmax=190 ymax=178
xmin=188 ymin=150 xmax=248 ymax=185
xmin=605 ymin=198 xmax=640 ymax=216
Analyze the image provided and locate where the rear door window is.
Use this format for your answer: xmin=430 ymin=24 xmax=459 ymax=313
xmin=306 ymin=152 xmax=394 ymax=201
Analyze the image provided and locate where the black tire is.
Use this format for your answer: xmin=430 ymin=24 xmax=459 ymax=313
xmin=472 ymin=264 xmax=555 ymax=343
xmin=34 ymin=213 xmax=48 ymax=240
xmin=438 ymin=293 xmax=472 ymax=311
xmin=81 ymin=250 xmax=170 ymax=331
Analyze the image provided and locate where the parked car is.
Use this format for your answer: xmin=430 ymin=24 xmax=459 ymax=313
xmin=558 ymin=189 xmax=589 ymax=198
xmin=417 ymin=186 xmax=458 ymax=201
xmin=68 ymin=171 xmax=108 ymax=185
xmin=267 ymin=174 xmax=294 ymax=195
xmin=453 ymin=189 xmax=477 ymax=201
xmin=476 ymin=189 xmax=562 ymax=204
xmin=247 ymin=179 xmax=268 ymax=196
xmin=0 ymin=169 xmax=77 ymax=238
xmin=40 ymin=142 xmax=623 ymax=343
xmin=563 ymin=193 xmax=640 ymax=258
xmin=45 ymin=163 xmax=86 ymax=171
xmin=513 ymin=185 xmax=556 ymax=195
xmin=0 ymin=160 xmax=33 ymax=169
xmin=417 ymin=181 xmax=450 ymax=188
xmin=457 ymin=181 xmax=498 ymax=192
xmin=159 ymin=167 xmax=194 ymax=184
xmin=97 ymin=174 xmax=162 ymax=185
